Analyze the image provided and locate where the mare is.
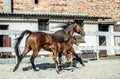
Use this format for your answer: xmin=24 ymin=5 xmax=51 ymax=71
xmin=13 ymin=23 xmax=85 ymax=73
xmin=54 ymin=22 xmax=85 ymax=40
xmin=54 ymin=22 xmax=85 ymax=66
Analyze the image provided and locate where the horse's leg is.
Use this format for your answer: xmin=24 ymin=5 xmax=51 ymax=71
xmin=61 ymin=52 xmax=71 ymax=66
xmin=13 ymin=47 xmax=31 ymax=72
xmin=64 ymin=51 xmax=74 ymax=68
xmin=58 ymin=52 xmax=62 ymax=70
xmin=69 ymin=53 xmax=75 ymax=72
xmin=69 ymin=53 xmax=73 ymax=67
xmin=30 ymin=49 xmax=40 ymax=71
xmin=70 ymin=48 xmax=85 ymax=66
xmin=52 ymin=53 xmax=60 ymax=74
xmin=73 ymin=53 xmax=85 ymax=66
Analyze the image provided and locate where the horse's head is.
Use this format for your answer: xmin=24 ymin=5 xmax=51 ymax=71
xmin=67 ymin=36 xmax=78 ymax=46
xmin=74 ymin=23 xmax=85 ymax=36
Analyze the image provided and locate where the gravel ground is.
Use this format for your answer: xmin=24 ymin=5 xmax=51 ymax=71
xmin=0 ymin=59 xmax=120 ymax=79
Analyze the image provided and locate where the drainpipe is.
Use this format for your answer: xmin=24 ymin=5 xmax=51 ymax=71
xmin=3 ymin=0 xmax=13 ymax=13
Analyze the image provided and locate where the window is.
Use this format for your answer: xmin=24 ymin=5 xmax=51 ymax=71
xmin=35 ymin=0 xmax=38 ymax=4
xmin=38 ymin=19 xmax=49 ymax=30
xmin=98 ymin=24 xmax=109 ymax=31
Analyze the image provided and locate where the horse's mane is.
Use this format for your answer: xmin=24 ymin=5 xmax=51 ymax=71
xmin=54 ymin=22 xmax=77 ymax=36
xmin=62 ymin=22 xmax=73 ymax=29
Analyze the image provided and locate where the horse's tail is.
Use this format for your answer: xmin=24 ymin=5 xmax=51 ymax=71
xmin=14 ymin=30 xmax=32 ymax=59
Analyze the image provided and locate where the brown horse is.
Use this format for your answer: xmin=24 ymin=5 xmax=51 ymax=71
xmin=42 ymin=36 xmax=84 ymax=73
xmin=54 ymin=22 xmax=85 ymax=40
xmin=13 ymin=23 xmax=85 ymax=72
xmin=54 ymin=22 xmax=85 ymax=66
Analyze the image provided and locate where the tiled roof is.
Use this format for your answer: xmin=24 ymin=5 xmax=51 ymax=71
xmin=0 ymin=12 xmax=111 ymax=20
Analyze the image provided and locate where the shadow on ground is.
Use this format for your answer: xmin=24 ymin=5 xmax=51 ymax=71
xmin=22 ymin=60 xmax=80 ymax=71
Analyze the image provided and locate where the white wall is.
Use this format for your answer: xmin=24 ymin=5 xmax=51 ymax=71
xmin=79 ymin=23 xmax=98 ymax=46
xmin=49 ymin=22 xmax=65 ymax=31
xmin=0 ymin=22 xmax=38 ymax=31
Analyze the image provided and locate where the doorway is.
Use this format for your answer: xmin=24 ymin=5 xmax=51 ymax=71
xmin=98 ymin=24 xmax=109 ymax=57
xmin=0 ymin=25 xmax=11 ymax=58
xmin=114 ymin=25 xmax=120 ymax=55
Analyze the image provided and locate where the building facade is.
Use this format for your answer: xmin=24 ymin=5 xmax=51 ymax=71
xmin=0 ymin=0 xmax=120 ymax=22
xmin=0 ymin=0 xmax=120 ymax=58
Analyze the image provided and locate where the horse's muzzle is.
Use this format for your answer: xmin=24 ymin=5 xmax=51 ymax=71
xmin=75 ymin=43 xmax=79 ymax=46
xmin=82 ymin=32 xmax=85 ymax=36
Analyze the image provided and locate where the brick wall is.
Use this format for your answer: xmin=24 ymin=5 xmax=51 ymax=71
xmin=13 ymin=0 xmax=67 ymax=13
xmin=0 ymin=0 xmax=120 ymax=22
xmin=0 ymin=0 xmax=3 ymax=12
xmin=13 ymin=0 xmax=50 ymax=12
xmin=67 ymin=0 xmax=120 ymax=22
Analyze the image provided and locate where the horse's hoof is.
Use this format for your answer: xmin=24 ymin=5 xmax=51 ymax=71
xmin=71 ymin=69 xmax=74 ymax=72
xmin=33 ymin=68 xmax=39 ymax=71
xmin=13 ymin=67 xmax=17 ymax=72
xmin=83 ymin=60 xmax=88 ymax=63
xmin=13 ymin=69 xmax=16 ymax=72
xmin=82 ymin=64 xmax=85 ymax=66
xmin=34 ymin=69 xmax=39 ymax=71
xmin=58 ymin=66 xmax=63 ymax=71
xmin=56 ymin=71 xmax=60 ymax=74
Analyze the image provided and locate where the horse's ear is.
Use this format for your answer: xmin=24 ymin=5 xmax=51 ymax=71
xmin=63 ymin=22 xmax=72 ymax=28
xmin=46 ymin=22 xmax=49 ymax=25
xmin=81 ymin=23 xmax=84 ymax=26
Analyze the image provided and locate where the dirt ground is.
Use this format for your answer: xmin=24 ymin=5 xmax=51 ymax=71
xmin=0 ymin=58 xmax=120 ymax=79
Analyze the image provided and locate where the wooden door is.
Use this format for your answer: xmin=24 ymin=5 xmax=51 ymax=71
xmin=3 ymin=35 xmax=11 ymax=47
xmin=114 ymin=36 xmax=120 ymax=55
xmin=114 ymin=25 xmax=120 ymax=55
xmin=99 ymin=36 xmax=107 ymax=57
xmin=0 ymin=25 xmax=11 ymax=58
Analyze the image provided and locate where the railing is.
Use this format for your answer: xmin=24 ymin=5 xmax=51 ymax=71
xmin=0 ymin=30 xmax=120 ymax=60
xmin=0 ymin=30 xmax=54 ymax=52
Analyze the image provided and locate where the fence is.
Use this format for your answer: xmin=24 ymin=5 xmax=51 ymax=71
xmin=0 ymin=30 xmax=120 ymax=63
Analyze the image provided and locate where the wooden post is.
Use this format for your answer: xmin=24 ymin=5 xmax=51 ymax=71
xmin=96 ymin=35 xmax=99 ymax=60
xmin=108 ymin=25 xmax=114 ymax=55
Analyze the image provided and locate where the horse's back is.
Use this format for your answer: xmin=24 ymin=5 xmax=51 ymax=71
xmin=28 ymin=32 xmax=46 ymax=41
xmin=54 ymin=30 xmax=64 ymax=36
xmin=28 ymin=31 xmax=65 ymax=43
xmin=26 ymin=32 xmax=52 ymax=48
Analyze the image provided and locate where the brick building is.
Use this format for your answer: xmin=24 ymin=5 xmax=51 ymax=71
xmin=0 ymin=0 xmax=120 ymax=58
xmin=0 ymin=0 xmax=120 ymax=22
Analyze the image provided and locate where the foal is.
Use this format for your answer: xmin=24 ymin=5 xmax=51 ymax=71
xmin=43 ymin=36 xmax=85 ymax=73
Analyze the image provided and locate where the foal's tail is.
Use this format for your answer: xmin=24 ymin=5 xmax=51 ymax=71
xmin=14 ymin=30 xmax=32 ymax=59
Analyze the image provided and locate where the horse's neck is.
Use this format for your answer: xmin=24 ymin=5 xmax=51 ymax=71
xmin=63 ymin=25 xmax=75 ymax=36
xmin=66 ymin=39 xmax=74 ymax=46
